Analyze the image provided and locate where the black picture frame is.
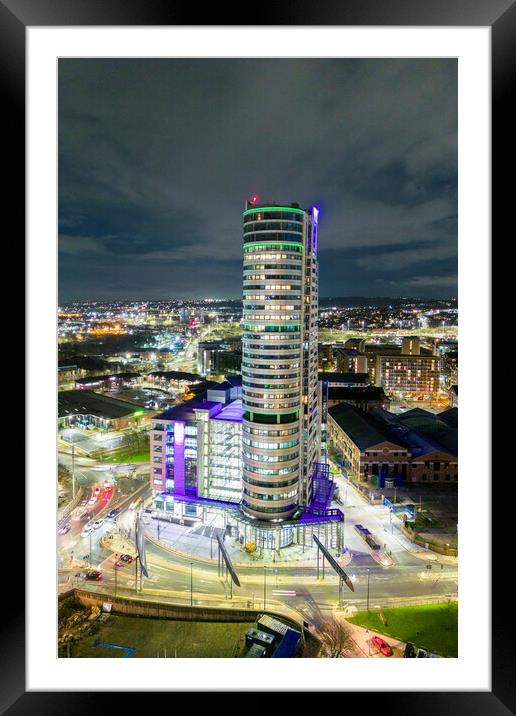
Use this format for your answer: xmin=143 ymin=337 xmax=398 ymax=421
xmin=4 ymin=0 xmax=509 ymax=711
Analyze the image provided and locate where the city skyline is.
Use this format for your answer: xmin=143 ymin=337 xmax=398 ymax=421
xmin=59 ymin=58 xmax=457 ymax=302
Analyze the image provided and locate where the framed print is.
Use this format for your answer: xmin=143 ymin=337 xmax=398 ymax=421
xmin=3 ymin=0 xmax=511 ymax=710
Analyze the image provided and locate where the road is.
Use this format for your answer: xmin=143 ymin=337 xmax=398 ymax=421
xmin=58 ymin=465 xmax=457 ymax=626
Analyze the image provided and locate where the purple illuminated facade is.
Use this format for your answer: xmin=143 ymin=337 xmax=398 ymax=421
xmin=150 ymin=381 xmax=243 ymax=508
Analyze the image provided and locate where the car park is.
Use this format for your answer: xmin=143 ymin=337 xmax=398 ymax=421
xmin=371 ymin=636 xmax=393 ymax=656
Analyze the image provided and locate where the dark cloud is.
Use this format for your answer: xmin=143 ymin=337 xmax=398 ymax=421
xmin=58 ymin=58 xmax=457 ymax=301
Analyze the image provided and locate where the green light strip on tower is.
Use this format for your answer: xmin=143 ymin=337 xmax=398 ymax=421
xmin=244 ymin=410 xmax=300 ymax=416
xmin=243 ymin=206 xmax=306 ymax=216
xmin=243 ymin=242 xmax=304 ymax=250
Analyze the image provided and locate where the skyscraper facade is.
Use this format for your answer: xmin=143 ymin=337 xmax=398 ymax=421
xmin=241 ymin=200 xmax=321 ymax=521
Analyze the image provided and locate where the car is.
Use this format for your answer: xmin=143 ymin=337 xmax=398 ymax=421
xmin=114 ymin=559 xmax=125 ymax=568
xmin=92 ymin=519 xmax=104 ymax=530
xmin=58 ymin=523 xmax=71 ymax=535
xmin=84 ymin=570 xmax=103 ymax=581
xmin=129 ymin=497 xmax=142 ymax=510
xmin=371 ymin=636 xmax=393 ymax=656
xmin=119 ymin=553 xmax=134 ymax=563
xmin=88 ymin=496 xmax=97 ymax=505
xmin=104 ymin=481 xmax=113 ymax=491
xmin=80 ymin=526 xmax=93 ymax=538
xmin=106 ymin=508 xmax=119 ymax=519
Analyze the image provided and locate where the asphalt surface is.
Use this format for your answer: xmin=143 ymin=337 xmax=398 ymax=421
xmin=58 ymin=460 xmax=458 ymax=625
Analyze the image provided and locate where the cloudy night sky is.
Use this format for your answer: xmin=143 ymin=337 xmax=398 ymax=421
xmin=58 ymin=59 xmax=457 ymax=302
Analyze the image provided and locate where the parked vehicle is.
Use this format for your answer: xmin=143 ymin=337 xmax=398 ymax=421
xmin=371 ymin=636 xmax=393 ymax=656
xmin=84 ymin=570 xmax=103 ymax=581
xmin=119 ymin=554 xmax=134 ymax=563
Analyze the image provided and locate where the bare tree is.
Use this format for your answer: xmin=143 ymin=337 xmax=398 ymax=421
xmin=318 ymin=615 xmax=356 ymax=658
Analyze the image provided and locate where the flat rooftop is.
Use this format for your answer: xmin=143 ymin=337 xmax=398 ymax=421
xmin=58 ymin=389 xmax=147 ymax=420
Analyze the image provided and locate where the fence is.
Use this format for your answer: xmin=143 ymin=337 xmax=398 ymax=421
xmin=400 ymin=525 xmax=458 ymax=557
xmin=66 ymin=587 xmax=307 ymax=633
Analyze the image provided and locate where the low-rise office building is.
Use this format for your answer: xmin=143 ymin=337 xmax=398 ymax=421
xmin=144 ymin=371 xmax=204 ymax=392
xmin=328 ymin=403 xmax=458 ymax=485
xmin=58 ymin=389 xmax=150 ymax=431
xmin=373 ymin=407 xmax=458 ymax=484
xmin=150 ymin=382 xmax=243 ymax=511
xmin=74 ymin=372 xmax=142 ymax=391
xmin=328 ymin=402 xmax=410 ymax=483
xmin=197 ymin=338 xmax=242 ymax=376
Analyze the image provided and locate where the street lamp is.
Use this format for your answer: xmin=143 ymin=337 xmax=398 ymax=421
xmin=263 ymin=566 xmax=267 ymax=611
xmin=190 ymin=562 xmax=193 ymax=607
xmin=114 ymin=554 xmax=118 ymax=597
xmin=366 ymin=568 xmax=370 ymax=612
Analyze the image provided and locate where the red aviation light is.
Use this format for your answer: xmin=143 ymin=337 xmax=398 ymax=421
xmin=250 ymin=195 xmax=259 ymax=205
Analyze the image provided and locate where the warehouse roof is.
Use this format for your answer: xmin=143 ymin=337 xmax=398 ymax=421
xmin=58 ymin=390 xmax=146 ymax=420
xmin=371 ymin=407 xmax=458 ymax=458
xmin=328 ymin=402 xmax=401 ymax=450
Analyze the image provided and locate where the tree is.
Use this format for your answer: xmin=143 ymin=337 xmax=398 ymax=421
xmin=318 ymin=615 xmax=356 ymax=658
xmin=58 ymin=463 xmax=71 ymax=482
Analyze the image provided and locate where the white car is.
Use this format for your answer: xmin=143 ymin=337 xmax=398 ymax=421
xmin=92 ymin=519 xmax=104 ymax=530
xmin=88 ymin=496 xmax=97 ymax=505
xmin=80 ymin=526 xmax=93 ymax=538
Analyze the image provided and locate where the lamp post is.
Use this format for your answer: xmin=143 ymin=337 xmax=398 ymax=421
xmin=71 ymin=440 xmax=76 ymax=500
xmin=263 ymin=566 xmax=267 ymax=611
xmin=366 ymin=568 xmax=370 ymax=612
xmin=114 ymin=554 xmax=118 ymax=597
xmin=190 ymin=562 xmax=193 ymax=607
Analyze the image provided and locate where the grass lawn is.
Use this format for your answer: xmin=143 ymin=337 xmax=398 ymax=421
xmin=347 ymin=602 xmax=458 ymax=657
xmin=103 ymin=452 xmax=150 ymax=464
xmin=69 ymin=615 xmax=254 ymax=658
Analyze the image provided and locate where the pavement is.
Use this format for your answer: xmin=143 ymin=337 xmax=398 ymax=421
xmin=342 ymin=620 xmax=406 ymax=658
